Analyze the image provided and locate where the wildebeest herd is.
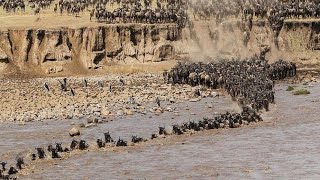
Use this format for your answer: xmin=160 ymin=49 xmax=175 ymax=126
xmin=190 ymin=0 xmax=320 ymax=47
xmin=163 ymin=55 xmax=296 ymax=113
xmin=93 ymin=0 xmax=187 ymax=27
xmin=0 ymin=109 xmax=264 ymax=179
xmin=0 ymin=0 xmax=188 ymax=27
xmin=191 ymin=0 xmax=320 ymax=22
xmin=0 ymin=53 xmax=296 ymax=179
xmin=2 ymin=0 xmax=320 ymax=29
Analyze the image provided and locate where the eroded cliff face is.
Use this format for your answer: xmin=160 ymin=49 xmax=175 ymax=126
xmin=0 ymin=24 xmax=178 ymax=74
xmin=178 ymin=19 xmax=320 ymax=70
xmin=1 ymin=20 xmax=320 ymax=75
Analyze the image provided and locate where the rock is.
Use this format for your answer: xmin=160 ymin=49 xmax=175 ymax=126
xmin=233 ymin=123 xmax=240 ymax=128
xmin=116 ymin=110 xmax=124 ymax=116
xmin=69 ymin=127 xmax=80 ymax=137
xmin=0 ymin=48 xmax=8 ymax=61
xmin=91 ymin=107 xmax=101 ymax=113
xmin=165 ymin=107 xmax=173 ymax=112
xmin=189 ymin=98 xmax=200 ymax=102
xmin=85 ymin=123 xmax=97 ymax=128
xmin=211 ymin=92 xmax=218 ymax=97
xmin=169 ymin=98 xmax=176 ymax=103
xmin=87 ymin=117 xmax=98 ymax=124
xmin=164 ymin=125 xmax=173 ymax=135
xmin=19 ymin=121 xmax=26 ymax=126
xmin=78 ymin=123 xmax=85 ymax=128
xmin=93 ymin=112 xmax=101 ymax=117
xmin=101 ymin=108 xmax=111 ymax=116
xmin=207 ymin=103 xmax=213 ymax=108
xmin=125 ymin=109 xmax=134 ymax=115
xmin=155 ymin=108 xmax=164 ymax=113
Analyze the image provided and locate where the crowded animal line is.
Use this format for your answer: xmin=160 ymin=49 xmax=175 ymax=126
xmin=1 ymin=0 xmax=319 ymax=179
xmin=0 ymin=54 xmax=296 ymax=179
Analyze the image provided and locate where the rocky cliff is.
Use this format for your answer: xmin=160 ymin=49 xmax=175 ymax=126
xmin=179 ymin=19 xmax=320 ymax=70
xmin=1 ymin=20 xmax=320 ymax=76
xmin=0 ymin=24 xmax=178 ymax=74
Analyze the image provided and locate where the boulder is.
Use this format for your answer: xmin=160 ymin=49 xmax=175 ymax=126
xmin=125 ymin=109 xmax=134 ymax=115
xmin=87 ymin=117 xmax=98 ymax=124
xmin=164 ymin=125 xmax=173 ymax=135
xmin=69 ymin=127 xmax=80 ymax=137
xmin=169 ymin=98 xmax=176 ymax=103
xmin=211 ymin=92 xmax=219 ymax=97
xmin=116 ymin=110 xmax=124 ymax=116
xmin=101 ymin=108 xmax=111 ymax=116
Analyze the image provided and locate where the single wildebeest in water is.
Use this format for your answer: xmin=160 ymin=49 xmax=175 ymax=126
xmin=97 ymin=138 xmax=105 ymax=148
xmin=104 ymin=132 xmax=114 ymax=143
xmin=131 ymin=135 xmax=145 ymax=143
xmin=8 ymin=166 xmax=18 ymax=175
xmin=16 ymin=156 xmax=24 ymax=170
xmin=79 ymin=140 xmax=89 ymax=150
xmin=70 ymin=140 xmax=79 ymax=150
xmin=158 ymin=126 xmax=165 ymax=135
xmin=36 ymin=147 xmax=46 ymax=159
xmin=31 ymin=153 xmax=37 ymax=161
xmin=116 ymin=138 xmax=127 ymax=147
xmin=1 ymin=161 xmax=7 ymax=171
xmin=56 ymin=143 xmax=64 ymax=152
xmin=47 ymin=144 xmax=54 ymax=152
xmin=51 ymin=148 xmax=61 ymax=159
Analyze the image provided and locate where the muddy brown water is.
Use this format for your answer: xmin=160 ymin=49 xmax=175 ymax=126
xmin=0 ymin=95 xmax=237 ymax=165
xmin=1 ymin=82 xmax=320 ymax=179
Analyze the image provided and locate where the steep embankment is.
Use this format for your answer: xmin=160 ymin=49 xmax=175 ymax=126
xmin=181 ymin=19 xmax=320 ymax=70
xmin=178 ymin=19 xmax=273 ymax=61
xmin=0 ymin=24 xmax=178 ymax=75
xmin=1 ymin=20 xmax=320 ymax=76
xmin=279 ymin=20 xmax=320 ymax=70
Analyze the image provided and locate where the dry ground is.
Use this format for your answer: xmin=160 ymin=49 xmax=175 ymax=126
xmin=0 ymin=0 xmax=160 ymax=29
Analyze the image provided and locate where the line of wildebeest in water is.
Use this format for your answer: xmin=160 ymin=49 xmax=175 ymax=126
xmin=0 ymin=109 xmax=262 ymax=179
xmin=0 ymin=54 xmax=296 ymax=179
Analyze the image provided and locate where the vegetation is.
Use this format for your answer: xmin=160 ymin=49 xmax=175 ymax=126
xmin=286 ymin=86 xmax=294 ymax=91
xmin=293 ymin=89 xmax=310 ymax=95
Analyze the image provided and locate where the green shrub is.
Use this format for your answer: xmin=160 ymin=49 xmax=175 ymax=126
xmin=286 ymin=86 xmax=294 ymax=91
xmin=293 ymin=89 xmax=310 ymax=95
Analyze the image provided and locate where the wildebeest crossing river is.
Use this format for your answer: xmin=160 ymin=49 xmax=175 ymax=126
xmin=0 ymin=81 xmax=319 ymax=179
